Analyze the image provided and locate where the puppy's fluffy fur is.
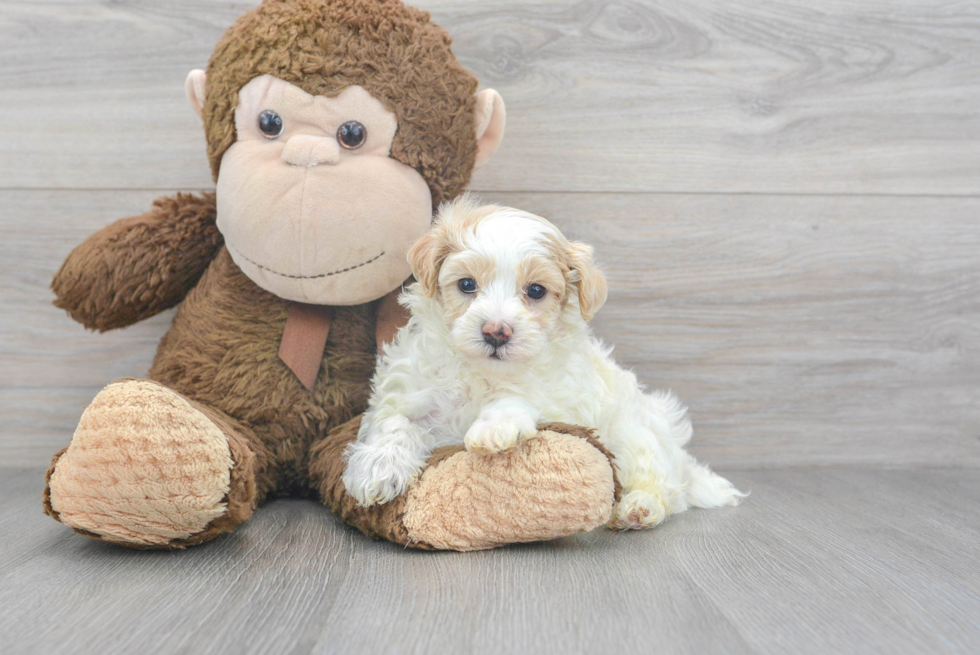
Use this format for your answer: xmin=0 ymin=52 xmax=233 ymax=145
xmin=343 ymin=196 xmax=744 ymax=529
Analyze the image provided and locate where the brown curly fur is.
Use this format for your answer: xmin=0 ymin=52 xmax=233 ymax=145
xmin=52 ymin=192 xmax=222 ymax=332
xmin=204 ymin=0 xmax=479 ymax=205
xmin=47 ymin=244 xmax=387 ymax=548
xmin=149 ymin=248 xmax=380 ymax=500
xmin=44 ymin=0 xmax=615 ymax=551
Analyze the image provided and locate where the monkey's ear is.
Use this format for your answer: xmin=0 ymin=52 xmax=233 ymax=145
xmin=473 ymin=89 xmax=506 ymax=170
xmin=408 ymin=228 xmax=448 ymax=297
xmin=566 ymin=242 xmax=608 ymax=321
xmin=185 ymin=70 xmax=207 ymax=120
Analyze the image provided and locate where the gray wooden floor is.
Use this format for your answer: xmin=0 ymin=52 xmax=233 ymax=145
xmin=2 ymin=0 xmax=979 ymax=653
xmin=2 ymin=468 xmax=979 ymax=654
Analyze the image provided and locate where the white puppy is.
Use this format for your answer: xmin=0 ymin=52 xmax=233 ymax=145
xmin=343 ymin=196 xmax=744 ymax=529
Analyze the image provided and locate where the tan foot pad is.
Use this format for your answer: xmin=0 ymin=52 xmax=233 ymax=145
xmin=47 ymin=380 xmax=233 ymax=547
xmin=403 ymin=428 xmax=617 ymax=551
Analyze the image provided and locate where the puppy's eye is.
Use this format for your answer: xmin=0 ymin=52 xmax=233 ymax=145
xmin=526 ymin=284 xmax=547 ymax=300
xmin=258 ymin=110 xmax=284 ymax=139
xmin=338 ymin=120 xmax=367 ymax=149
xmin=458 ymin=278 xmax=478 ymax=294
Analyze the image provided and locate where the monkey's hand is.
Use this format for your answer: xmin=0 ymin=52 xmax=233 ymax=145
xmin=52 ymin=192 xmax=222 ymax=331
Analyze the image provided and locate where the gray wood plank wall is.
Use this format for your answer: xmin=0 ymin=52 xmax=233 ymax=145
xmin=1 ymin=0 xmax=978 ymax=470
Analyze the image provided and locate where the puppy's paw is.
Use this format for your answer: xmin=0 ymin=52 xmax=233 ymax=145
xmin=464 ymin=413 xmax=538 ymax=455
xmin=608 ymin=490 xmax=668 ymax=531
xmin=342 ymin=440 xmax=425 ymax=508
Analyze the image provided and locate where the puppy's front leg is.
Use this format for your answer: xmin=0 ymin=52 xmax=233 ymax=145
xmin=464 ymin=397 xmax=541 ymax=455
xmin=343 ymin=415 xmax=430 ymax=507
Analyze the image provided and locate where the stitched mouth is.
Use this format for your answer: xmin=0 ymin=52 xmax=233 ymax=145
xmin=229 ymin=246 xmax=384 ymax=280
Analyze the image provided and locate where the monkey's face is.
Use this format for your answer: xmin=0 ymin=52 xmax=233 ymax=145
xmin=214 ymin=75 xmax=432 ymax=305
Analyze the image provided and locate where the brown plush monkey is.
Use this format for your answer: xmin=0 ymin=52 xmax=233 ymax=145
xmin=43 ymin=0 xmax=619 ymax=551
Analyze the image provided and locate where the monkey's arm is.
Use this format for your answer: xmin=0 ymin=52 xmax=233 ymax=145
xmin=52 ymin=192 xmax=222 ymax=331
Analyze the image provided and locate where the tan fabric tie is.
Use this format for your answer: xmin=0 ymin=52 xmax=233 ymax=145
xmin=278 ymin=287 xmax=411 ymax=392
xmin=278 ymin=303 xmax=334 ymax=391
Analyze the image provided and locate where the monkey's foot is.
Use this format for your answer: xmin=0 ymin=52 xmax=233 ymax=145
xmin=44 ymin=379 xmax=255 ymax=548
xmin=315 ymin=420 xmax=620 ymax=551
xmin=402 ymin=423 xmax=619 ymax=550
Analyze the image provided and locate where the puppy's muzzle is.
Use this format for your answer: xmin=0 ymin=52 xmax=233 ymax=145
xmin=482 ymin=321 xmax=513 ymax=349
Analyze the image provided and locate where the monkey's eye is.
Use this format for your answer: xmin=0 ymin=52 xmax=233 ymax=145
xmin=526 ymin=284 xmax=547 ymax=300
xmin=458 ymin=278 xmax=478 ymax=294
xmin=338 ymin=121 xmax=367 ymax=149
xmin=258 ymin=110 xmax=284 ymax=139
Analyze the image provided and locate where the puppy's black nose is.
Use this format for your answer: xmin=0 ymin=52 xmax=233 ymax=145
xmin=483 ymin=332 xmax=509 ymax=348
xmin=482 ymin=321 xmax=512 ymax=349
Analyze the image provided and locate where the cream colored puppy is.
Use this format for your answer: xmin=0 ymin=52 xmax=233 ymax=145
xmin=343 ymin=196 xmax=744 ymax=529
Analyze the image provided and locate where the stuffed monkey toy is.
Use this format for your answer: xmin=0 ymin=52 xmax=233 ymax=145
xmin=43 ymin=0 xmax=620 ymax=551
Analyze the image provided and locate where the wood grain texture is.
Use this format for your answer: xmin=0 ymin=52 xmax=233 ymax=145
xmin=1 ymin=467 xmax=978 ymax=654
xmin=3 ymin=189 xmax=978 ymax=469
xmin=1 ymin=0 xmax=977 ymax=194
xmin=3 ymin=1 xmax=978 ymax=651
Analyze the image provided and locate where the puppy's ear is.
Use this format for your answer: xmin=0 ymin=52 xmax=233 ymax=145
xmin=566 ymin=242 xmax=608 ymax=321
xmin=408 ymin=228 xmax=448 ymax=297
